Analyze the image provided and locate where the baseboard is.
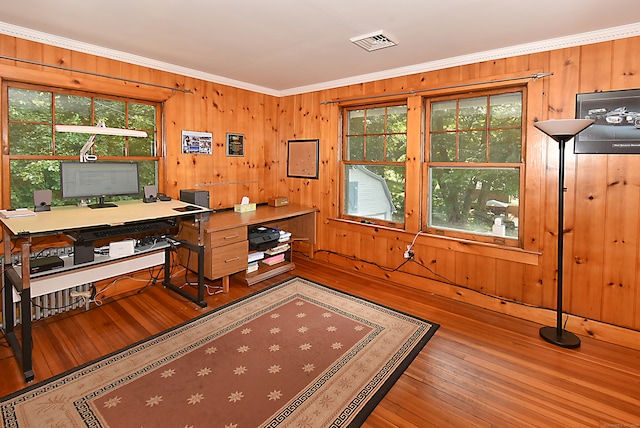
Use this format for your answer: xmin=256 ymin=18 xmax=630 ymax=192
xmin=312 ymin=252 xmax=640 ymax=351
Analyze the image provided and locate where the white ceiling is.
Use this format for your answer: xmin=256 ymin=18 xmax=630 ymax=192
xmin=2 ymin=0 xmax=640 ymax=96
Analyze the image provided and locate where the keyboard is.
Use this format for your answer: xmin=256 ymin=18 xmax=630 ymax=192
xmin=76 ymin=219 xmax=177 ymax=242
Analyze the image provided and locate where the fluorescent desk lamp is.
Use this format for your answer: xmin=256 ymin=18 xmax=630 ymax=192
xmin=55 ymin=120 xmax=148 ymax=162
xmin=533 ymin=118 xmax=594 ymax=349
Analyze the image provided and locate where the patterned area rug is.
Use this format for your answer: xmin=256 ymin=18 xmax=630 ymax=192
xmin=1 ymin=277 xmax=438 ymax=427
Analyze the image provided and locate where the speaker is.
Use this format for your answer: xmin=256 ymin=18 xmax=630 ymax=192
xmin=180 ymin=189 xmax=210 ymax=208
xmin=33 ymin=189 xmax=52 ymax=212
xmin=143 ymin=185 xmax=157 ymax=203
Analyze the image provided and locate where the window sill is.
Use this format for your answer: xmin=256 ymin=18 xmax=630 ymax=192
xmin=328 ymin=217 xmax=540 ymax=266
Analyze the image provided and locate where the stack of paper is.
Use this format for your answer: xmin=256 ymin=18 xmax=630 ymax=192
xmin=0 ymin=208 xmax=36 ymax=219
xmin=248 ymin=251 xmax=264 ymax=263
xmin=278 ymin=229 xmax=291 ymax=242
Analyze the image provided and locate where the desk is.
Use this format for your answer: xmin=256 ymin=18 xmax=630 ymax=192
xmin=179 ymin=204 xmax=316 ymax=291
xmin=1 ymin=199 xmax=210 ymax=382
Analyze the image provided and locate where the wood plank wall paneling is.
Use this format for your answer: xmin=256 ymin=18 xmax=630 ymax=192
xmin=1 ymin=33 xmax=640 ymax=346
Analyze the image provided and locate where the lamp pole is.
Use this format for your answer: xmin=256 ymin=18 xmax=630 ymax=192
xmin=534 ymin=119 xmax=593 ymax=349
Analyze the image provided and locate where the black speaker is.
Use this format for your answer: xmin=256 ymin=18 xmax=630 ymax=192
xmin=33 ymin=189 xmax=52 ymax=212
xmin=143 ymin=185 xmax=157 ymax=203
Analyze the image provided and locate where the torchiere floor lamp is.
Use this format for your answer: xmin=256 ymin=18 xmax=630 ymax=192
xmin=533 ymin=118 xmax=594 ymax=348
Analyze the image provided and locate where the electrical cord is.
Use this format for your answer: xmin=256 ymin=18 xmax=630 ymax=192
xmin=307 ymin=248 xmax=557 ymax=314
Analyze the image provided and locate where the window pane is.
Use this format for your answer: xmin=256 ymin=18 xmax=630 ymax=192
xmin=429 ymin=167 xmax=519 ymax=237
xmin=490 ymin=129 xmax=522 ymax=163
xmin=129 ymin=103 xmax=156 ymax=131
xmin=55 ymin=132 xmax=90 ymax=157
xmin=459 ymin=130 xmax=487 ymax=162
xmin=94 ymin=135 xmax=126 ymax=156
xmin=8 ymin=88 xmax=51 ymax=122
xmin=386 ymin=134 xmax=407 ymax=162
xmin=138 ymin=160 xmax=158 ymax=188
xmin=347 ymin=136 xmax=364 ymax=160
xmin=459 ymin=96 xmax=487 ymax=130
xmin=10 ymin=160 xmax=60 ymax=209
xmin=9 ymin=123 xmax=52 ymax=155
xmin=344 ymin=164 xmax=405 ymax=223
xmin=366 ymin=135 xmax=384 ymax=161
xmin=430 ymin=133 xmax=456 ymax=162
xmin=348 ymin=109 xmax=365 ymax=134
xmin=431 ymin=100 xmax=456 ymax=131
xmin=490 ymin=92 xmax=522 ymax=128
xmin=130 ymin=135 xmax=156 ymax=157
xmin=55 ymin=94 xmax=92 ymax=125
xmin=367 ymin=107 xmax=385 ymax=134
xmin=387 ymin=106 xmax=407 ymax=133
xmin=95 ymin=98 xmax=126 ymax=128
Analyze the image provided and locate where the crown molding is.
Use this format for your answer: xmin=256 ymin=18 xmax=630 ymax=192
xmin=0 ymin=21 xmax=280 ymax=97
xmin=2 ymin=21 xmax=640 ymax=97
xmin=282 ymin=23 xmax=640 ymax=96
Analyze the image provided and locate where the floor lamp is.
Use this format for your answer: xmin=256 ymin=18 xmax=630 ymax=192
xmin=533 ymin=118 xmax=594 ymax=349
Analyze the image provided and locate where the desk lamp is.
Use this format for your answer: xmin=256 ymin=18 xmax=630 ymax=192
xmin=55 ymin=120 xmax=148 ymax=162
xmin=533 ymin=118 xmax=594 ymax=348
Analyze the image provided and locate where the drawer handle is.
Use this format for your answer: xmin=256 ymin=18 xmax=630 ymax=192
xmin=224 ymin=234 xmax=239 ymax=240
xmin=225 ymin=256 xmax=240 ymax=263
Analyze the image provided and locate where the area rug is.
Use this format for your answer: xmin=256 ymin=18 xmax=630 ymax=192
xmin=1 ymin=277 xmax=438 ymax=427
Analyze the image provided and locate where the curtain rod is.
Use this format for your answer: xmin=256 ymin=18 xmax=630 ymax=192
xmin=0 ymin=54 xmax=193 ymax=94
xmin=320 ymin=72 xmax=553 ymax=105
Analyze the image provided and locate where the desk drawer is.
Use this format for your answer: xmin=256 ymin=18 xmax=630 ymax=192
xmin=209 ymin=226 xmax=246 ymax=247
xmin=211 ymin=241 xmax=247 ymax=277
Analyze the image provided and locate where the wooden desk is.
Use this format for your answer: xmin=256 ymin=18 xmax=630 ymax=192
xmin=1 ymin=199 xmax=211 ymax=382
xmin=179 ymin=204 xmax=317 ymax=291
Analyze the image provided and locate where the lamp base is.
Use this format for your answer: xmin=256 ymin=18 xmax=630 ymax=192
xmin=539 ymin=326 xmax=581 ymax=349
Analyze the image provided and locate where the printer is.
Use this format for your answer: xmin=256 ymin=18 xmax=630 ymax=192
xmin=248 ymin=226 xmax=280 ymax=251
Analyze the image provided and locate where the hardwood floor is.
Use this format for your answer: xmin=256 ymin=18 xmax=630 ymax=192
xmin=1 ymin=256 xmax=639 ymax=427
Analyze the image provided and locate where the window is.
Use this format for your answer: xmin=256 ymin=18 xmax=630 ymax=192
xmin=342 ymin=103 xmax=407 ymax=226
xmin=4 ymin=83 xmax=160 ymax=209
xmin=426 ymin=89 xmax=523 ymax=241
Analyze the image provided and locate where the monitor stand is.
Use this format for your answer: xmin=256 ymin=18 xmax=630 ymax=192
xmin=88 ymin=196 xmax=118 ymax=209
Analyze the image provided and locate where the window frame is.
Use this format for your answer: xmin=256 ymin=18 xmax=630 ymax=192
xmin=340 ymin=101 xmax=408 ymax=228
xmin=423 ymin=86 xmax=527 ymax=247
xmin=2 ymin=81 xmax=162 ymax=209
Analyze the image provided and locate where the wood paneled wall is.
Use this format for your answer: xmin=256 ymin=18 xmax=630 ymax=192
xmin=1 ymin=34 xmax=640 ymax=344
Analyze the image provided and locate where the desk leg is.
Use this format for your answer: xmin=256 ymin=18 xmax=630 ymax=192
xmin=4 ymin=238 xmax=35 ymax=382
xmin=2 ymin=229 xmax=13 ymax=339
xmin=19 ymin=241 xmax=34 ymax=382
xmin=222 ymin=276 xmax=230 ymax=293
xmin=163 ymin=243 xmax=207 ymax=308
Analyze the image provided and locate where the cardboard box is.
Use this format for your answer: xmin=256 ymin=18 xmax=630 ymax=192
xmin=234 ymin=203 xmax=256 ymax=213
xmin=268 ymin=197 xmax=289 ymax=207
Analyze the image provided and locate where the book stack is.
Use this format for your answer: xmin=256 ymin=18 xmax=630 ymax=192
xmin=261 ymin=242 xmax=290 ymax=266
xmin=262 ymin=253 xmax=285 ymax=266
xmin=247 ymin=251 xmax=264 ymax=274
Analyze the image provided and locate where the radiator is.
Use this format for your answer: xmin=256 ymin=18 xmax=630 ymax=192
xmin=7 ymin=284 xmax=93 ymax=326
xmin=3 ymin=246 xmax=93 ymax=326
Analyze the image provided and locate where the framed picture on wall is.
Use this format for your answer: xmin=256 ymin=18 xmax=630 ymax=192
xmin=226 ymin=133 xmax=245 ymax=156
xmin=287 ymin=139 xmax=319 ymax=179
xmin=182 ymin=130 xmax=212 ymax=154
xmin=575 ymin=89 xmax=640 ymax=154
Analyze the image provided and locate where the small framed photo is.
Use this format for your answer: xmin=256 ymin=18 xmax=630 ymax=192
xmin=226 ymin=133 xmax=245 ymax=156
xmin=287 ymin=139 xmax=319 ymax=179
xmin=182 ymin=130 xmax=212 ymax=155
xmin=575 ymin=89 xmax=640 ymax=154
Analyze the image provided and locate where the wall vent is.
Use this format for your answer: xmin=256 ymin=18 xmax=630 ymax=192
xmin=350 ymin=31 xmax=398 ymax=52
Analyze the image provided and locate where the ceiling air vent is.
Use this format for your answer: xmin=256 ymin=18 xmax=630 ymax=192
xmin=350 ymin=30 xmax=398 ymax=52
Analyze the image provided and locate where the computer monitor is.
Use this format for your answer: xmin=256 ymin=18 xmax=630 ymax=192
xmin=60 ymin=161 xmax=140 ymax=209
